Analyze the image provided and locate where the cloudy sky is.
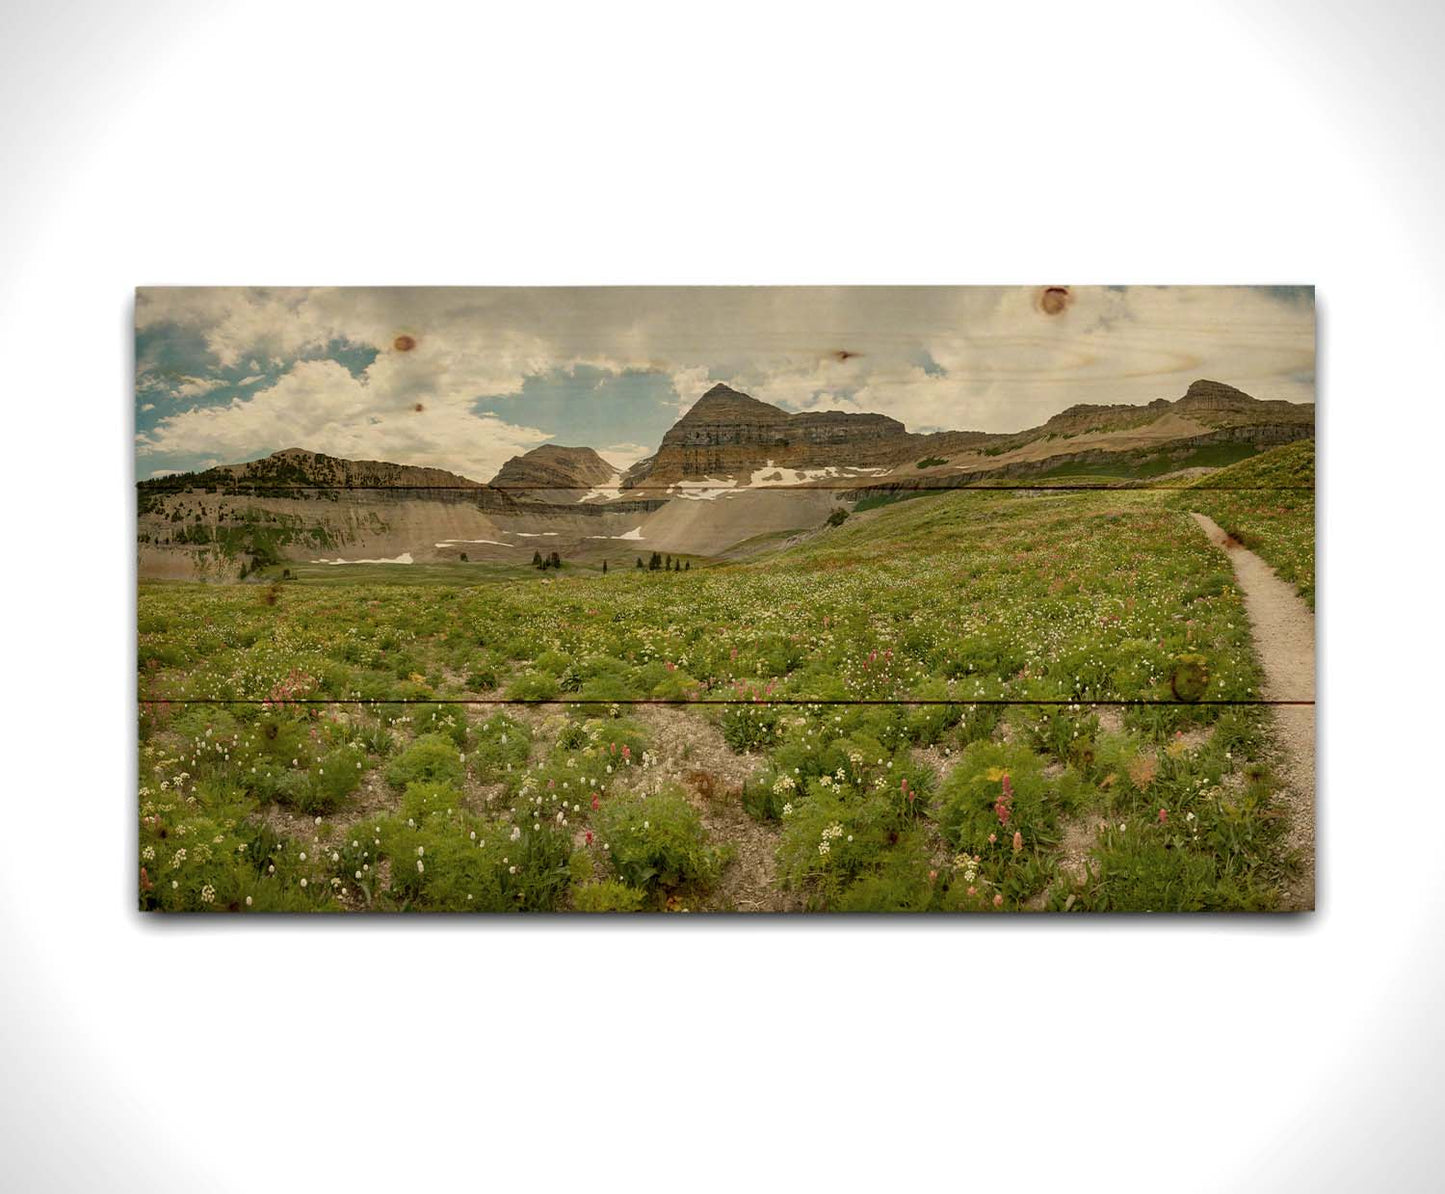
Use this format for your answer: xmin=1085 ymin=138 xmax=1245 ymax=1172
xmin=134 ymin=286 xmax=1314 ymax=481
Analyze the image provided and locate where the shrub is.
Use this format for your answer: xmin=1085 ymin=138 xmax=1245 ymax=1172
xmin=270 ymin=744 xmax=367 ymax=814
xmin=775 ymin=784 xmax=898 ymax=904
xmin=903 ymin=681 xmax=962 ymax=745
xmin=534 ymin=649 xmax=572 ymax=675
xmin=572 ymin=880 xmax=647 ymax=912
xmin=937 ymin=741 xmax=1048 ymax=850
xmin=374 ymin=811 xmax=573 ymax=911
xmin=831 ymin=835 xmax=941 ymax=912
xmin=401 ymin=781 xmax=464 ymax=822
xmin=385 ymin=733 xmax=465 ymax=790
xmin=741 ymin=774 xmax=789 ymax=821
xmin=595 ymin=788 xmax=720 ymax=892
xmin=720 ymin=704 xmax=781 ymax=752
xmin=466 ymin=662 xmax=500 ymax=691
xmin=1018 ymin=705 xmax=1101 ymax=769
xmin=413 ymin=703 xmax=469 ymax=748
xmin=469 ymin=713 xmax=532 ymax=782
xmin=506 ymin=670 xmax=559 ymax=701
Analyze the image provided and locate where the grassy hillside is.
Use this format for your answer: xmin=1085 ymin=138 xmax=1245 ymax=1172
xmin=1035 ymin=441 xmax=1260 ymax=480
xmin=1189 ymin=438 xmax=1314 ymax=490
xmin=1177 ymin=440 xmax=1315 ymax=608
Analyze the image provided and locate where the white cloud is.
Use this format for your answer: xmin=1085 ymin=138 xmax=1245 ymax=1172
xmin=597 ymin=442 xmax=653 ymax=471
xmin=173 ymin=375 xmax=228 ymax=400
xmin=135 ymin=286 xmax=1314 ymax=469
xmin=668 ymin=366 xmax=714 ymax=415
xmin=137 ymin=358 xmax=551 ymax=481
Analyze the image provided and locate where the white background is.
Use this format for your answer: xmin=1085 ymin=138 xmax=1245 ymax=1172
xmin=2 ymin=1 xmax=1442 ymax=1190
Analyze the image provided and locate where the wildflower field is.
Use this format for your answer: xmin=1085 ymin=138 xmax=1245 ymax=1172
xmin=139 ymin=480 xmax=1310 ymax=913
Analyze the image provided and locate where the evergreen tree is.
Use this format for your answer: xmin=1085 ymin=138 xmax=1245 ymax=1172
xmin=684 ymin=560 xmax=691 ymax=571
xmin=549 ymin=551 xmax=561 ymax=569
xmin=649 ymin=551 xmax=662 ymax=571
xmin=532 ymin=549 xmax=543 ymax=567
xmin=636 ymin=557 xmax=644 ymax=569
xmin=602 ymin=559 xmax=608 ymax=574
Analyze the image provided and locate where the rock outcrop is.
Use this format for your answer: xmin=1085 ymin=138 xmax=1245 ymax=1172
xmin=622 ymin=383 xmax=926 ymax=487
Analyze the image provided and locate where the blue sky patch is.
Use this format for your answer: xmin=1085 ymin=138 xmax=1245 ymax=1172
xmin=472 ymin=366 xmax=685 ymax=452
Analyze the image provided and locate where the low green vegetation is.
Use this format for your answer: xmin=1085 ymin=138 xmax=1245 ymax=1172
xmin=853 ymin=489 xmax=933 ymax=513
xmin=1176 ymin=440 xmax=1315 ymax=607
xmin=139 ymin=476 xmax=1310 ymax=913
xmin=1035 ymin=441 xmax=1259 ymax=480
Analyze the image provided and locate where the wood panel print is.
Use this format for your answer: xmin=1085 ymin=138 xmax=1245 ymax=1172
xmin=136 ymin=286 xmax=1316 ymax=913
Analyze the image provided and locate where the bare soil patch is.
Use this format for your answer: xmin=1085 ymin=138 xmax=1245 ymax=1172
xmin=636 ymin=705 xmax=798 ymax=911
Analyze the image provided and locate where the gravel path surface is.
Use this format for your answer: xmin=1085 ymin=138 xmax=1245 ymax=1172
xmin=1191 ymin=512 xmax=1315 ymax=910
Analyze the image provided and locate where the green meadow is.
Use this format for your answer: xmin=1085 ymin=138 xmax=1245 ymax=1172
xmin=139 ymin=452 xmax=1314 ymax=913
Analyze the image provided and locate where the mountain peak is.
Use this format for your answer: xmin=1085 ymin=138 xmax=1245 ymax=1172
xmin=623 ymin=382 xmax=915 ymax=487
xmin=1176 ymin=378 xmax=1271 ymax=413
xmin=491 ymin=443 xmax=618 ymax=490
xmin=680 ymin=382 xmax=785 ymax=424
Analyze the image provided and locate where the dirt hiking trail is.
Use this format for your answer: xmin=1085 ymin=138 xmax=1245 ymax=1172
xmin=1190 ymin=512 xmax=1315 ymax=910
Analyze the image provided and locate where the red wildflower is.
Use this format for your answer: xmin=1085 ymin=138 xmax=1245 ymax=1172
xmin=995 ymin=773 xmax=1014 ymax=825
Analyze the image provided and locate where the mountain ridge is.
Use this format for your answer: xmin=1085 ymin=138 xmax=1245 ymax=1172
xmin=136 ymin=378 xmax=1314 ymax=579
xmin=140 ymin=447 xmax=489 ymax=491
xmin=139 ymin=378 xmax=1313 ymax=493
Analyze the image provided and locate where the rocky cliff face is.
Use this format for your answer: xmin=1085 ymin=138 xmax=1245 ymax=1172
xmin=623 ymin=383 xmax=922 ymax=487
xmin=491 ymin=444 xmax=618 ymax=491
xmin=1174 ymin=378 xmax=1310 ymax=421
